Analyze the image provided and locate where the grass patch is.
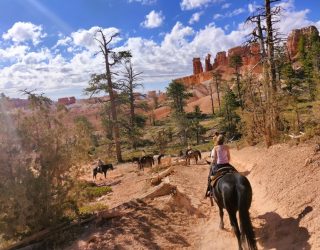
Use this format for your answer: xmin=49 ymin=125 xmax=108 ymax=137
xmin=74 ymin=181 xmax=113 ymax=201
xmin=83 ymin=186 xmax=112 ymax=200
xmin=200 ymin=118 xmax=219 ymax=129
xmin=79 ymin=203 xmax=108 ymax=216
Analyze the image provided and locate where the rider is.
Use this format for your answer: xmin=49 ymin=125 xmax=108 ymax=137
xmin=206 ymin=134 xmax=231 ymax=197
xmin=97 ymin=158 xmax=104 ymax=171
xmin=210 ymin=134 xmax=231 ymax=175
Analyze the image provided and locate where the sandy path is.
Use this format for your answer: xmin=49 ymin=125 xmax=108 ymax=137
xmin=69 ymin=144 xmax=319 ymax=249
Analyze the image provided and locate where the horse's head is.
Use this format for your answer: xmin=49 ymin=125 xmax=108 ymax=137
xmin=206 ymin=159 xmax=212 ymax=165
xmin=132 ymin=157 xmax=140 ymax=163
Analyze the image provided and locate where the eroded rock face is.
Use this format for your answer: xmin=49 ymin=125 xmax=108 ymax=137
xmin=287 ymin=26 xmax=319 ymax=59
xmin=205 ymin=54 xmax=213 ymax=72
xmin=58 ymin=96 xmax=76 ymax=105
xmin=193 ymin=57 xmax=203 ymax=75
xmin=176 ymin=26 xmax=319 ymax=86
xmin=212 ymin=51 xmax=227 ymax=68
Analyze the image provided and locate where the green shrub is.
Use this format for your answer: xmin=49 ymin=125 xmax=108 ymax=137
xmin=79 ymin=203 xmax=108 ymax=216
xmin=83 ymin=186 xmax=112 ymax=200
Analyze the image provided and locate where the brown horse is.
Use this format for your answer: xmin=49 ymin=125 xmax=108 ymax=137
xmin=186 ymin=149 xmax=201 ymax=165
xmin=138 ymin=155 xmax=154 ymax=170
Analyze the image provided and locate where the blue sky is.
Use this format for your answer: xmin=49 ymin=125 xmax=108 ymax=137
xmin=0 ymin=0 xmax=319 ymax=99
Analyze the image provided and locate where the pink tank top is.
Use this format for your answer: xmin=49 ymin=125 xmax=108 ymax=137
xmin=216 ymin=145 xmax=229 ymax=164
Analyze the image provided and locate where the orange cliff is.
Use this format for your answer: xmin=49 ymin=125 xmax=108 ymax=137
xmin=175 ymin=25 xmax=319 ymax=87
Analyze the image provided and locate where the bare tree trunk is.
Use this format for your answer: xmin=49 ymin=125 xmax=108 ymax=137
xmin=265 ymin=0 xmax=281 ymax=136
xmin=265 ymin=0 xmax=277 ymax=92
xmin=235 ymin=68 xmax=243 ymax=109
xmin=99 ymin=31 xmax=123 ymax=162
xmin=208 ymin=82 xmax=215 ymax=115
xmin=216 ymin=83 xmax=221 ymax=112
xmin=105 ymin=60 xmax=122 ymax=162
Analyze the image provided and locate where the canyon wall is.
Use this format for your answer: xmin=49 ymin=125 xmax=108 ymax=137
xmin=176 ymin=25 xmax=319 ymax=87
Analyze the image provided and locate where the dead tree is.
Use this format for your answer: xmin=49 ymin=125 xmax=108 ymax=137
xmin=245 ymin=0 xmax=283 ymax=146
xmin=207 ymin=80 xmax=215 ymax=115
xmin=212 ymin=70 xmax=222 ymax=112
xmin=85 ymin=30 xmax=131 ymax=162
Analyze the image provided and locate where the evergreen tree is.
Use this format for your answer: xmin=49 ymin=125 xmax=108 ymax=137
xmin=229 ymin=54 xmax=243 ymax=108
xmin=85 ymin=30 xmax=131 ymax=162
xmin=219 ymin=88 xmax=241 ymax=139
xmin=166 ymin=81 xmax=192 ymax=114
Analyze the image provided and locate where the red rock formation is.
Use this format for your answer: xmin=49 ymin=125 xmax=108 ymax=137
xmin=58 ymin=96 xmax=76 ymax=105
xmin=147 ymin=91 xmax=156 ymax=98
xmin=287 ymin=26 xmax=319 ymax=59
xmin=9 ymin=98 xmax=30 ymax=109
xmin=212 ymin=51 xmax=228 ymax=69
xmin=205 ymin=54 xmax=213 ymax=72
xmin=69 ymin=96 xmax=76 ymax=104
xmin=176 ymin=26 xmax=319 ymax=87
xmin=193 ymin=57 xmax=203 ymax=75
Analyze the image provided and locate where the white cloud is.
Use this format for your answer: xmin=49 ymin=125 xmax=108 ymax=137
xmin=213 ymin=13 xmax=224 ymax=20
xmin=222 ymin=3 xmax=231 ymax=9
xmin=1 ymin=1 xmax=320 ymax=99
xmin=58 ymin=26 xmax=121 ymax=52
xmin=189 ymin=11 xmax=204 ymax=24
xmin=213 ymin=8 xmax=245 ymax=20
xmin=22 ymin=49 xmax=51 ymax=65
xmin=53 ymin=36 xmax=72 ymax=49
xmin=316 ymin=21 xmax=320 ymax=31
xmin=180 ymin=0 xmax=221 ymax=10
xmin=128 ymin=0 xmax=156 ymax=4
xmin=248 ymin=2 xmax=261 ymax=13
xmin=2 ymin=22 xmax=46 ymax=45
xmin=0 ymin=45 xmax=29 ymax=61
xmin=141 ymin=10 xmax=165 ymax=29
xmin=228 ymin=8 xmax=245 ymax=17
xmin=274 ymin=0 xmax=317 ymax=35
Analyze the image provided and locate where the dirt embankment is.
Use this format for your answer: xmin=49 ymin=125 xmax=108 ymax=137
xmin=66 ymin=143 xmax=320 ymax=250
xmin=232 ymin=144 xmax=320 ymax=249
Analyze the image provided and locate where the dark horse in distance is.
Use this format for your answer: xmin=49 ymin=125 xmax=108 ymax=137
xmin=185 ymin=149 xmax=201 ymax=165
xmin=209 ymin=167 xmax=257 ymax=250
xmin=138 ymin=155 xmax=154 ymax=170
xmin=93 ymin=164 xmax=114 ymax=179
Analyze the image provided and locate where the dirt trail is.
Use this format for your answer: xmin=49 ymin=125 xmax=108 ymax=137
xmin=68 ymin=144 xmax=320 ymax=249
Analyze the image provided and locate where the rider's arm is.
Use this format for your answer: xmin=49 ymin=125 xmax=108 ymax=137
xmin=210 ymin=148 xmax=214 ymax=159
xmin=212 ymin=147 xmax=217 ymax=164
xmin=226 ymin=146 xmax=231 ymax=162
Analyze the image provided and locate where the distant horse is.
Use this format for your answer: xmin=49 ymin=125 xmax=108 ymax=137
xmin=210 ymin=167 xmax=257 ymax=250
xmin=93 ymin=164 xmax=114 ymax=179
xmin=186 ymin=149 xmax=201 ymax=165
xmin=138 ymin=155 xmax=154 ymax=170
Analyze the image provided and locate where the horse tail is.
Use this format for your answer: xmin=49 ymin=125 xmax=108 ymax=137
xmin=238 ymin=185 xmax=257 ymax=250
xmin=158 ymin=154 xmax=164 ymax=164
xmin=197 ymin=150 xmax=202 ymax=159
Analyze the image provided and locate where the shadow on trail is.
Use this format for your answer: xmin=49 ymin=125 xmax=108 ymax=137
xmin=86 ymin=199 xmax=190 ymax=249
xmin=256 ymin=206 xmax=312 ymax=250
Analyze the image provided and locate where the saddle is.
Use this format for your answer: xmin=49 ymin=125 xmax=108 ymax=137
xmin=210 ymin=166 xmax=238 ymax=188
